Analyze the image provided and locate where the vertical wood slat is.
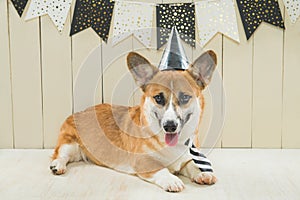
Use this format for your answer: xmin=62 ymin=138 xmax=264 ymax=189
xmin=192 ymin=35 xmax=223 ymax=148
xmin=282 ymin=12 xmax=300 ymax=148
xmin=252 ymin=23 xmax=284 ymax=148
xmin=0 ymin=0 xmax=13 ymax=148
xmin=40 ymin=14 xmax=72 ymax=148
xmin=70 ymin=0 xmax=102 ymax=112
xmin=8 ymin=2 xmax=43 ymax=148
xmin=71 ymin=30 xmax=102 ymax=112
xmin=103 ymin=40 xmax=134 ymax=106
xmin=222 ymin=0 xmax=253 ymax=148
xmin=102 ymin=37 xmax=134 ymax=105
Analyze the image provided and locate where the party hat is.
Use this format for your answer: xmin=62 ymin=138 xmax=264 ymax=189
xmin=158 ymin=26 xmax=190 ymax=71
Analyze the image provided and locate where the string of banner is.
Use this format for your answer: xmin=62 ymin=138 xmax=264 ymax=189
xmin=11 ymin=0 xmax=298 ymax=49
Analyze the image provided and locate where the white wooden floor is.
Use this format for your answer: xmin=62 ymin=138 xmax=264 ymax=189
xmin=1 ymin=149 xmax=299 ymax=200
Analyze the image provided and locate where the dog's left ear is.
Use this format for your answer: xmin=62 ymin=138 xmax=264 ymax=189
xmin=188 ymin=50 xmax=217 ymax=89
xmin=127 ymin=52 xmax=159 ymax=90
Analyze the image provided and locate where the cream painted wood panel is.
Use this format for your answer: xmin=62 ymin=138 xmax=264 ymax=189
xmin=102 ymin=39 xmax=135 ymax=106
xmin=282 ymin=13 xmax=300 ymax=148
xmin=8 ymin=3 xmax=43 ymax=148
xmin=252 ymin=23 xmax=283 ymax=148
xmin=193 ymin=35 xmax=223 ymax=148
xmin=102 ymin=37 xmax=134 ymax=106
xmin=222 ymin=1 xmax=253 ymax=148
xmin=71 ymin=30 xmax=102 ymax=112
xmin=0 ymin=0 xmax=13 ymax=148
xmin=40 ymin=14 xmax=72 ymax=148
xmin=70 ymin=1 xmax=102 ymax=112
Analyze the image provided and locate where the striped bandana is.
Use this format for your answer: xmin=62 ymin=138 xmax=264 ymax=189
xmin=185 ymin=138 xmax=213 ymax=173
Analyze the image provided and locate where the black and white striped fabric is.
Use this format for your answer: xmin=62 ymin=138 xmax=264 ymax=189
xmin=185 ymin=139 xmax=213 ymax=173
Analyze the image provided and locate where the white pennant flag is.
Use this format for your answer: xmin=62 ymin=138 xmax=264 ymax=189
xmin=112 ymin=1 xmax=154 ymax=47
xmin=283 ymin=0 xmax=300 ymax=23
xmin=195 ymin=0 xmax=239 ymax=47
xmin=25 ymin=0 xmax=72 ymax=32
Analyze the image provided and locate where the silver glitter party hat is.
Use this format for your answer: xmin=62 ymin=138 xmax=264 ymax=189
xmin=158 ymin=26 xmax=190 ymax=71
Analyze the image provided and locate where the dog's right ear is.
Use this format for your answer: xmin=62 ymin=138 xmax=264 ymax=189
xmin=127 ymin=52 xmax=159 ymax=90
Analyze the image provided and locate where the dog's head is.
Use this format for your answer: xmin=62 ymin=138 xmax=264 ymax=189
xmin=127 ymin=51 xmax=217 ymax=146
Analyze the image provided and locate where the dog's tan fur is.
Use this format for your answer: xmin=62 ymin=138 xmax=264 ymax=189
xmin=51 ymin=51 xmax=217 ymax=192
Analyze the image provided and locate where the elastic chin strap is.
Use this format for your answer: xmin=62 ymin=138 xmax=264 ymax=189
xmin=184 ymin=138 xmax=214 ymax=173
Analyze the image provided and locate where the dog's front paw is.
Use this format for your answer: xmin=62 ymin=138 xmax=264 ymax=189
xmin=50 ymin=159 xmax=67 ymax=175
xmin=155 ymin=174 xmax=185 ymax=192
xmin=193 ymin=172 xmax=217 ymax=185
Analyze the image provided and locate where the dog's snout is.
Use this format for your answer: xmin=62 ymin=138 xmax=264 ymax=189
xmin=163 ymin=121 xmax=178 ymax=132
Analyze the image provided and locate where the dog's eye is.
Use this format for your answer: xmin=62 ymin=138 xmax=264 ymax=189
xmin=179 ymin=94 xmax=192 ymax=105
xmin=153 ymin=93 xmax=165 ymax=105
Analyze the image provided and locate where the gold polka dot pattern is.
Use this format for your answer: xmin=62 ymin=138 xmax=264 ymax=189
xmin=156 ymin=3 xmax=195 ymax=49
xmin=283 ymin=0 xmax=300 ymax=23
xmin=195 ymin=0 xmax=240 ymax=47
xmin=25 ymin=0 xmax=72 ymax=32
xmin=70 ymin=0 xmax=115 ymax=42
xmin=11 ymin=0 xmax=28 ymax=17
xmin=112 ymin=1 xmax=154 ymax=47
xmin=236 ymin=0 xmax=285 ymax=39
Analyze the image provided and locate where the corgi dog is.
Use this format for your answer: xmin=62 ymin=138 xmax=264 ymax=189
xmin=50 ymin=50 xmax=217 ymax=192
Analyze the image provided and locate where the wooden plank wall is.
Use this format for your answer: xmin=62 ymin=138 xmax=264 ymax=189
xmin=0 ymin=0 xmax=13 ymax=148
xmin=0 ymin=0 xmax=299 ymax=149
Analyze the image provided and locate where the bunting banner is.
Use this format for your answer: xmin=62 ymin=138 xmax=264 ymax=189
xmin=283 ymin=0 xmax=300 ymax=23
xmin=236 ymin=0 xmax=285 ymax=40
xmin=156 ymin=3 xmax=195 ymax=49
xmin=11 ymin=0 xmax=28 ymax=17
xmin=10 ymin=0 xmax=289 ymax=48
xmin=112 ymin=1 xmax=154 ymax=47
xmin=25 ymin=0 xmax=72 ymax=32
xmin=195 ymin=0 xmax=239 ymax=47
xmin=70 ymin=0 xmax=115 ymax=42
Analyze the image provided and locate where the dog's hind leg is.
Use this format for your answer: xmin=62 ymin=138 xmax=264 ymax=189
xmin=50 ymin=116 xmax=86 ymax=175
xmin=50 ymin=143 xmax=85 ymax=175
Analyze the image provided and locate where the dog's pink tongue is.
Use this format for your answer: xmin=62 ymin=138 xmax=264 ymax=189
xmin=165 ymin=133 xmax=179 ymax=146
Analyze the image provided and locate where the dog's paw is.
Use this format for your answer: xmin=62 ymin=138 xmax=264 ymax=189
xmin=50 ymin=159 xmax=67 ymax=175
xmin=156 ymin=174 xmax=185 ymax=192
xmin=193 ymin=172 xmax=217 ymax=185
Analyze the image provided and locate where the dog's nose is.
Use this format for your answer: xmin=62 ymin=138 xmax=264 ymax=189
xmin=163 ymin=121 xmax=178 ymax=132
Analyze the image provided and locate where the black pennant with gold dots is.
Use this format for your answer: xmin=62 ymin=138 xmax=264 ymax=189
xmin=70 ymin=0 xmax=115 ymax=42
xmin=156 ymin=3 xmax=195 ymax=49
xmin=236 ymin=0 xmax=285 ymax=40
xmin=11 ymin=0 xmax=29 ymax=17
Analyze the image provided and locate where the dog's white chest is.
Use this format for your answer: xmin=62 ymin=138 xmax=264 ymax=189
xmin=167 ymin=150 xmax=191 ymax=174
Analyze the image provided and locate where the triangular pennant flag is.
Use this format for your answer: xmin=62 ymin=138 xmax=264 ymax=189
xmin=112 ymin=1 xmax=154 ymax=47
xmin=156 ymin=3 xmax=195 ymax=49
xmin=283 ymin=0 xmax=300 ymax=23
xmin=25 ymin=0 xmax=72 ymax=32
xmin=11 ymin=0 xmax=29 ymax=17
xmin=70 ymin=0 xmax=115 ymax=42
xmin=195 ymin=0 xmax=240 ymax=47
xmin=236 ymin=0 xmax=285 ymax=40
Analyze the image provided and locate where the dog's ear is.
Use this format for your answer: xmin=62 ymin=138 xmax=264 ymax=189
xmin=188 ymin=50 xmax=217 ymax=90
xmin=127 ymin=52 xmax=159 ymax=90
